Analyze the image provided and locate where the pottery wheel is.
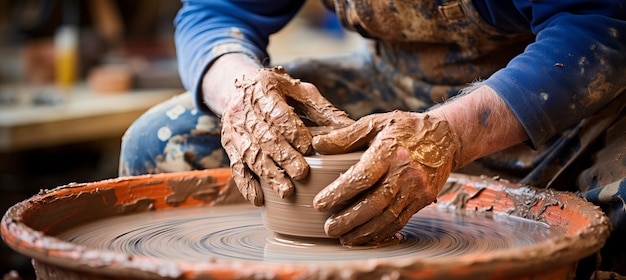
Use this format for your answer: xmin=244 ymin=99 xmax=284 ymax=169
xmin=55 ymin=204 xmax=559 ymax=263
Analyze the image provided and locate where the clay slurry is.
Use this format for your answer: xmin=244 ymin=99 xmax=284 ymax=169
xmin=56 ymin=204 xmax=559 ymax=263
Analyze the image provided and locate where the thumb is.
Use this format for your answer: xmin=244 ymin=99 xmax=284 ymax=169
xmin=288 ymin=83 xmax=355 ymax=128
xmin=312 ymin=114 xmax=381 ymax=154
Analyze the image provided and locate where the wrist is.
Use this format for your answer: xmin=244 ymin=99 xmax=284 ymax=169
xmin=428 ymin=85 xmax=528 ymax=168
xmin=201 ymin=53 xmax=263 ymax=116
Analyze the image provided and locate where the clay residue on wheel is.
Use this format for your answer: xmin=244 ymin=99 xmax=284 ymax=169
xmin=439 ymin=180 xmax=486 ymax=213
xmin=18 ymin=187 xmax=154 ymax=235
xmin=437 ymin=175 xmax=561 ymax=224
xmin=502 ymin=186 xmax=561 ymax=223
xmin=435 ymin=174 xmax=611 ymax=272
xmin=13 ymin=174 xmax=244 ymax=236
xmin=165 ymin=176 xmax=246 ymax=206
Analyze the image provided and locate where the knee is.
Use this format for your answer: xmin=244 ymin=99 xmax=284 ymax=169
xmin=119 ymin=92 xmax=227 ymax=176
xmin=119 ymin=102 xmax=170 ymax=176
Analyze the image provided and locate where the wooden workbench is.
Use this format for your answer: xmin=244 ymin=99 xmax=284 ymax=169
xmin=0 ymin=85 xmax=180 ymax=152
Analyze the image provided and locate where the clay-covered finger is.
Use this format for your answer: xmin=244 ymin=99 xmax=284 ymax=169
xmin=252 ymin=67 xmax=313 ymax=155
xmin=323 ymin=155 xmax=415 ymax=237
xmin=341 ymin=185 xmax=419 ymax=244
xmin=243 ymin=146 xmax=295 ymax=199
xmin=341 ymin=199 xmax=423 ymax=246
xmin=366 ymin=197 xmax=427 ymax=245
xmin=223 ymin=117 xmax=295 ymax=199
xmin=307 ymin=126 xmax=335 ymax=137
xmin=341 ymin=166 xmax=437 ymax=245
xmin=243 ymin=106 xmax=310 ymax=181
xmin=312 ymin=114 xmax=384 ymax=154
xmin=229 ymin=160 xmax=263 ymax=206
xmin=234 ymin=78 xmax=311 ymax=181
xmin=221 ymin=124 xmax=264 ymax=206
xmin=257 ymin=88 xmax=313 ymax=155
xmin=287 ymin=83 xmax=355 ymax=128
xmin=323 ymin=170 xmax=404 ymax=237
xmin=313 ymin=145 xmax=390 ymax=211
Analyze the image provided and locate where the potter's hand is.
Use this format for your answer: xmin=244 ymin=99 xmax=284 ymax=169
xmin=312 ymin=111 xmax=461 ymax=246
xmin=221 ymin=66 xmax=354 ymax=206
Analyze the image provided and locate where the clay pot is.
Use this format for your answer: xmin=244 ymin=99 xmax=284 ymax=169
xmin=261 ymin=152 xmax=363 ymax=238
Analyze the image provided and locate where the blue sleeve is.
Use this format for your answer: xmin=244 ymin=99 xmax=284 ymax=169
xmin=478 ymin=0 xmax=626 ymax=145
xmin=174 ymin=0 xmax=306 ymax=113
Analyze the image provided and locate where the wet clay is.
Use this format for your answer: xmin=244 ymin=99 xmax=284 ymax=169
xmin=56 ymin=205 xmax=558 ymax=263
xmin=1 ymin=169 xmax=611 ymax=280
xmin=262 ymin=152 xmax=363 ymax=238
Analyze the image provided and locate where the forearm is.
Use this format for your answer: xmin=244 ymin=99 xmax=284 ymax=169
xmin=428 ymin=85 xmax=528 ymax=169
xmin=174 ymin=0 xmax=305 ymax=115
xmin=201 ymin=53 xmax=264 ymax=116
xmin=482 ymin=0 xmax=626 ymax=145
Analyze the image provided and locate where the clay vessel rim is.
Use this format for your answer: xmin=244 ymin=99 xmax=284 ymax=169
xmin=304 ymin=151 xmax=363 ymax=166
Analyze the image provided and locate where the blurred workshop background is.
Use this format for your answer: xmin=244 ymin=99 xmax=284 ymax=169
xmin=0 ymin=0 xmax=360 ymax=279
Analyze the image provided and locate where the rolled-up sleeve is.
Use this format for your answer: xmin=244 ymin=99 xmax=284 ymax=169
xmin=482 ymin=0 xmax=626 ymax=146
xmin=174 ymin=0 xmax=305 ymax=112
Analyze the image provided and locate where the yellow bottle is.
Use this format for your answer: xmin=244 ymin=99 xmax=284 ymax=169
xmin=55 ymin=25 xmax=78 ymax=93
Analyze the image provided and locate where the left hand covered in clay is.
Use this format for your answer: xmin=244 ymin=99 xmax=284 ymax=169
xmin=221 ymin=66 xmax=354 ymax=206
xmin=312 ymin=111 xmax=461 ymax=246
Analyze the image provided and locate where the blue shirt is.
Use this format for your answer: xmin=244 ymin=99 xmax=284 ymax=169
xmin=174 ymin=0 xmax=626 ymax=147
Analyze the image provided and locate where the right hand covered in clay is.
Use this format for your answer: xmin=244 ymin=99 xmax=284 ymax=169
xmin=221 ymin=66 xmax=354 ymax=206
xmin=311 ymin=111 xmax=461 ymax=246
